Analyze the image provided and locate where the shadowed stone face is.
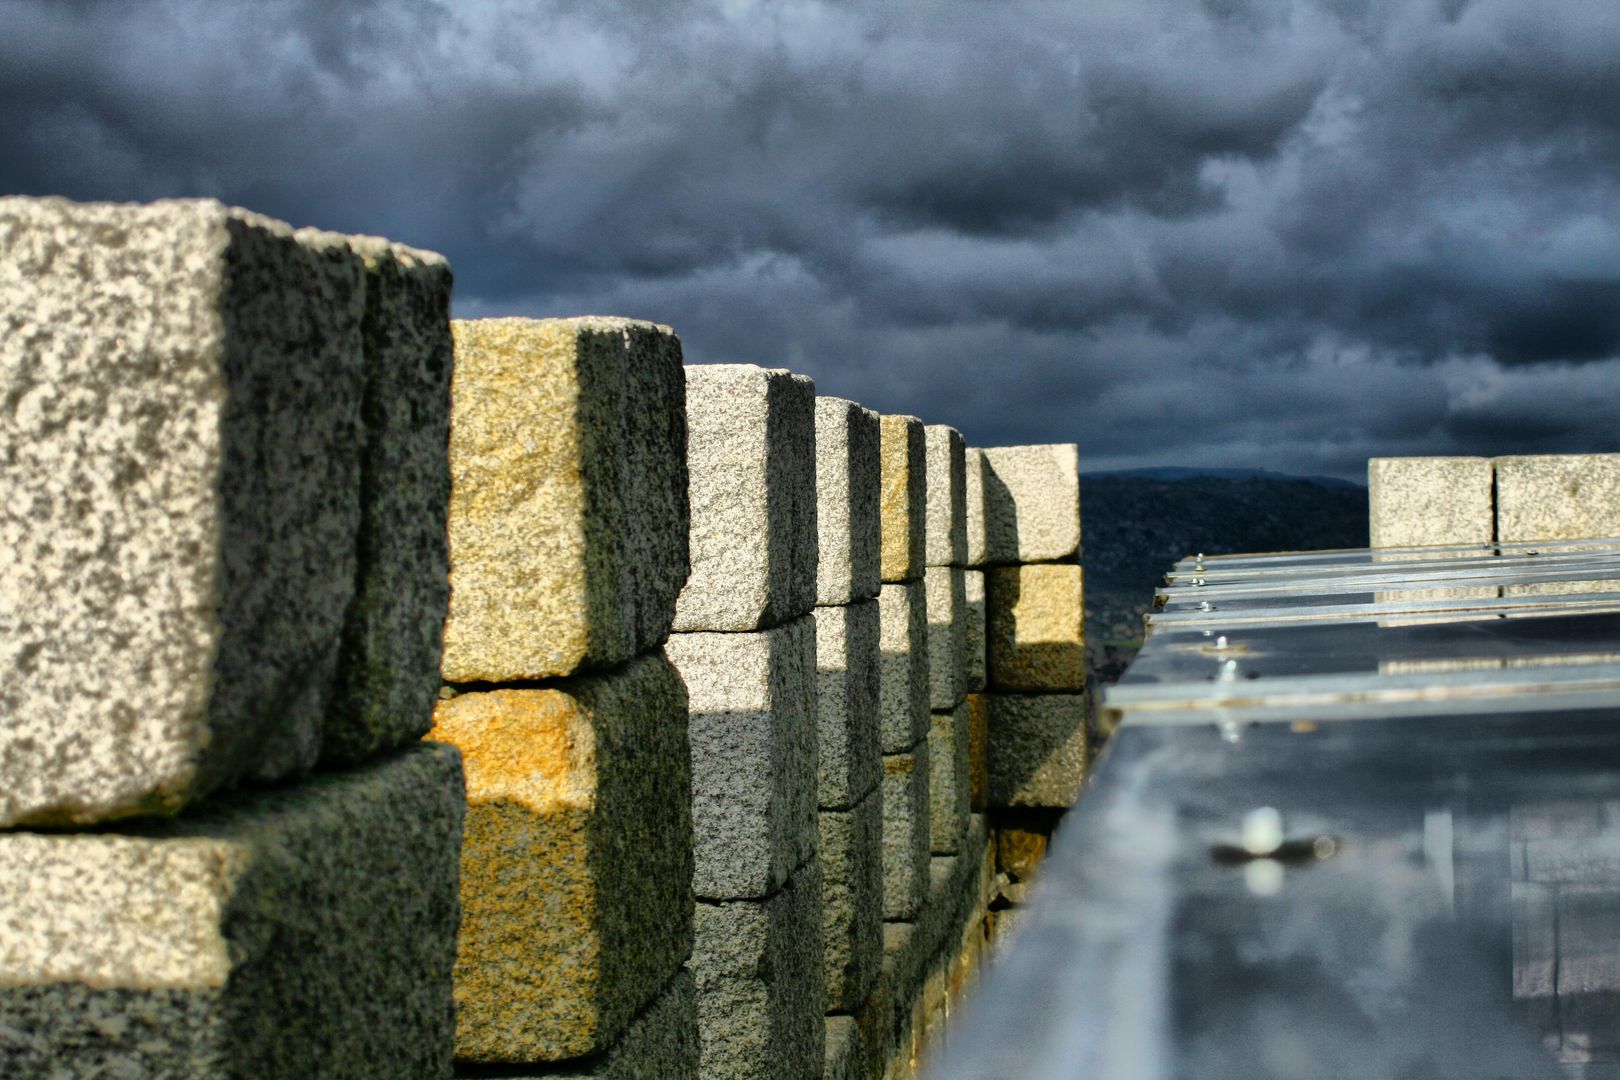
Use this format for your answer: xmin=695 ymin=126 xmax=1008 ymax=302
xmin=986 ymin=694 xmax=1089 ymax=808
xmin=820 ymin=791 xmax=882 ymax=1012
xmin=924 ymin=424 xmax=967 ymax=568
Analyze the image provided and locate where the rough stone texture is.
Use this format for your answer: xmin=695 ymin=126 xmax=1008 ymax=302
xmin=929 ymin=702 xmax=970 ymax=855
xmin=0 ymin=743 xmax=464 ymax=1079
xmin=978 ymin=444 xmax=1083 ymax=564
xmin=666 ymin=616 xmax=818 ymax=900
xmin=964 ymin=570 xmax=987 ymax=693
xmin=693 ymin=866 xmax=825 ymax=1080
xmin=819 ymin=791 xmax=882 ymax=1013
xmin=813 ymin=600 xmax=881 ymax=811
xmin=879 ymin=414 xmax=927 ymax=583
xmin=964 ymin=448 xmax=990 ymax=567
xmin=815 ymin=397 xmax=882 ymax=606
xmin=925 ymin=424 xmax=967 ymax=567
xmin=987 ymin=694 xmax=1090 ymax=808
xmin=966 ymin=694 xmax=989 ymax=813
xmin=427 ymin=653 xmax=693 ymax=1062
xmin=881 ymin=741 xmax=931 ymax=921
xmin=0 ymin=197 xmax=375 ymax=827
xmin=925 ymin=566 xmax=969 ymax=711
xmin=320 ymin=233 xmax=454 ymax=763
xmin=676 ymin=364 xmax=817 ymax=633
xmin=985 ymin=564 xmax=1087 ymax=692
xmin=537 ymin=970 xmax=699 ymax=1080
xmin=992 ymin=810 xmax=1062 ymax=881
xmin=825 ymin=1015 xmax=862 ymax=1080
xmin=878 ymin=581 xmax=931 ymax=754
xmin=1495 ymin=454 xmax=1620 ymax=542
xmin=1367 ymin=456 xmax=1495 ymax=548
xmin=442 ymin=317 xmax=688 ymax=682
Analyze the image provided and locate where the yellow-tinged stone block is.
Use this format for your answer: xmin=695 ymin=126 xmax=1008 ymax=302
xmin=966 ymin=693 xmax=989 ymax=812
xmin=985 ymin=564 xmax=1086 ymax=692
xmin=441 ymin=317 xmax=688 ymax=683
xmin=428 ymin=651 xmax=693 ymax=1063
xmin=880 ymin=414 xmax=926 ymax=583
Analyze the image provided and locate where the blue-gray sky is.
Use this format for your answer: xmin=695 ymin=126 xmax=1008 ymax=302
xmin=5 ymin=0 xmax=1620 ymax=480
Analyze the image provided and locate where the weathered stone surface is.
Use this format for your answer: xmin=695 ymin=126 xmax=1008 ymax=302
xmin=966 ymin=694 xmax=990 ymax=812
xmin=676 ymin=364 xmax=817 ymax=632
xmin=986 ymin=564 xmax=1086 ymax=692
xmin=978 ymin=444 xmax=1082 ymax=564
xmin=925 ymin=566 xmax=969 ymax=711
xmin=964 ymin=448 xmax=990 ymax=567
xmin=1367 ymin=456 xmax=1495 ymax=548
xmin=816 ymin=397 xmax=882 ymax=606
xmin=820 ymin=791 xmax=882 ymax=1012
xmin=993 ymin=810 xmax=1062 ymax=881
xmin=881 ymin=742 xmax=931 ymax=921
xmin=693 ymin=866 xmax=825 ymax=1080
xmin=878 ymin=581 xmax=931 ymax=754
xmin=813 ymin=600 xmax=881 ymax=811
xmin=925 ymin=424 xmax=967 ymax=567
xmin=0 ymin=196 xmax=372 ymax=827
xmin=0 ymin=743 xmax=464 ymax=1079
xmin=427 ymin=653 xmax=693 ymax=1062
xmin=1495 ymin=454 xmax=1620 ymax=542
xmin=964 ymin=570 xmax=987 ymax=693
xmin=538 ymin=970 xmax=699 ymax=1080
xmin=929 ymin=702 xmax=970 ymax=854
xmin=666 ymin=617 xmax=818 ymax=900
xmin=442 ymin=317 xmax=688 ymax=682
xmin=825 ymin=1015 xmax=862 ymax=1080
xmin=879 ymin=414 xmax=927 ymax=583
xmin=987 ymin=694 xmax=1089 ymax=808
xmin=320 ymin=233 xmax=454 ymax=763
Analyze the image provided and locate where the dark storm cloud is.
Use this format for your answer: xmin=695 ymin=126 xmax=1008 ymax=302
xmin=5 ymin=0 xmax=1620 ymax=479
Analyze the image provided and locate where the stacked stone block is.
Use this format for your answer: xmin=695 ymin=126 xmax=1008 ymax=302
xmin=430 ymin=317 xmax=697 ymax=1077
xmin=925 ymin=425 xmax=972 ymax=857
xmin=667 ymin=364 xmax=825 ymax=1079
xmin=0 ymin=197 xmax=465 ymax=1076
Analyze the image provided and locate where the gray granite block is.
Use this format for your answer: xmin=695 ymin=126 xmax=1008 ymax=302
xmin=881 ymin=740 xmax=931 ymax=921
xmin=925 ymin=565 xmax=968 ymax=711
xmin=676 ymin=364 xmax=817 ymax=632
xmin=1368 ymin=456 xmax=1495 ymax=548
xmin=667 ymin=616 xmax=818 ymax=900
xmin=878 ymin=580 xmax=931 ymax=754
xmin=813 ymin=600 xmax=881 ymax=810
xmin=0 ymin=196 xmax=370 ymax=827
xmin=965 ymin=570 xmax=987 ymax=692
xmin=0 ymin=743 xmax=464 ymax=1079
xmin=879 ymin=414 xmax=927 ymax=583
xmin=978 ymin=444 xmax=1082 ymax=564
xmin=964 ymin=448 xmax=990 ymax=567
xmin=428 ymin=653 xmax=692 ymax=1063
xmin=1495 ymin=454 xmax=1620 ymax=543
xmin=824 ymin=1015 xmax=862 ymax=1080
xmin=322 ymin=234 xmax=454 ymax=763
xmin=925 ymin=424 xmax=967 ymax=567
xmin=442 ymin=317 xmax=689 ymax=682
xmin=815 ymin=396 xmax=882 ymax=606
xmin=929 ymin=702 xmax=970 ymax=855
xmin=693 ymin=866 xmax=825 ymax=1080
xmin=820 ymin=791 xmax=883 ymax=1013
xmin=531 ymin=969 xmax=699 ymax=1080
xmin=987 ymin=694 xmax=1090 ymax=808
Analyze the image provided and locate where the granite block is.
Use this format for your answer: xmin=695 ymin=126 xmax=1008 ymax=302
xmin=1495 ymin=454 xmax=1620 ymax=543
xmin=964 ymin=448 xmax=990 ymax=567
xmin=0 ymin=196 xmax=370 ymax=826
xmin=1368 ymin=456 xmax=1495 ymax=548
xmin=825 ymin=1015 xmax=862 ymax=1080
xmin=427 ymin=653 xmax=693 ymax=1062
xmin=813 ymin=600 xmax=882 ymax=811
xmin=820 ymin=791 xmax=883 ymax=1012
xmin=442 ymin=317 xmax=688 ymax=682
xmin=966 ymin=694 xmax=989 ymax=813
xmin=0 ymin=743 xmax=464 ymax=1079
xmin=816 ymin=397 xmax=882 ymax=606
xmin=986 ymin=564 xmax=1086 ymax=692
xmin=929 ymin=702 xmax=970 ymax=854
xmin=881 ymin=742 xmax=931 ymax=921
xmin=676 ymin=364 xmax=817 ymax=632
xmin=925 ymin=566 xmax=969 ymax=711
xmin=964 ymin=569 xmax=987 ymax=693
xmin=978 ymin=444 xmax=1082 ymax=564
xmin=878 ymin=581 xmax=931 ymax=754
xmin=987 ymin=694 xmax=1090 ymax=809
xmin=925 ymin=424 xmax=967 ymax=567
xmin=666 ymin=616 xmax=819 ymax=899
xmin=693 ymin=866 xmax=825 ymax=1080
xmin=879 ymin=414 xmax=927 ymax=583
xmin=536 ymin=969 xmax=699 ymax=1080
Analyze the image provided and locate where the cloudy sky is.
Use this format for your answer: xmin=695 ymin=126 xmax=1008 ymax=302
xmin=5 ymin=0 xmax=1620 ymax=480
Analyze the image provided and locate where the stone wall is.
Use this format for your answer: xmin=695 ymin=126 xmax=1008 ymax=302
xmin=1370 ymin=454 xmax=1620 ymax=547
xmin=0 ymin=195 xmax=1088 ymax=1079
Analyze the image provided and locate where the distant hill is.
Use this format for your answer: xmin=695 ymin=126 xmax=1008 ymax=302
xmin=1082 ymin=472 xmax=1368 ymax=685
